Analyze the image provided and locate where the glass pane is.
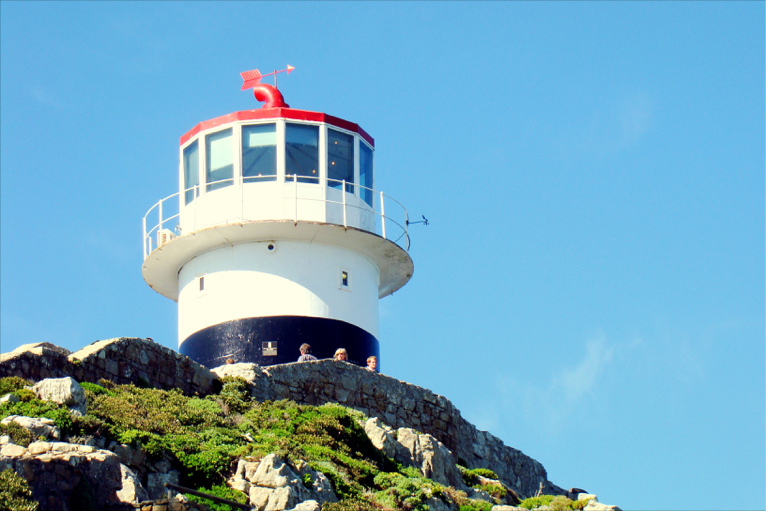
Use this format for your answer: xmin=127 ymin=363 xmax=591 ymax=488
xmin=285 ymin=124 xmax=319 ymax=183
xmin=360 ymin=142 xmax=373 ymax=206
xmin=183 ymin=140 xmax=199 ymax=205
xmin=328 ymin=129 xmax=354 ymax=193
xmin=206 ymin=128 xmax=233 ymax=192
xmin=242 ymin=124 xmax=276 ymax=182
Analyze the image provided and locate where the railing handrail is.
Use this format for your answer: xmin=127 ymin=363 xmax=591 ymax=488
xmin=143 ymin=175 xmax=410 ymax=260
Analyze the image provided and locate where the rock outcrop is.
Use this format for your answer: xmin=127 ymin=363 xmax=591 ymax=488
xmin=228 ymin=454 xmax=336 ymax=511
xmin=364 ymin=417 xmax=464 ymax=489
xmin=28 ymin=377 xmax=87 ymax=416
xmin=0 ymin=338 xmax=573 ymax=504
xmin=1 ymin=415 xmax=60 ymax=441
xmin=0 ymin=438 xmax=123 ymax=511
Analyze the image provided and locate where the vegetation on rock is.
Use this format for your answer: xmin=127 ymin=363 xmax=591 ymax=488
xmin=0 ymin=375 xmax=536 ymax=510
xmin=0 ymin=469 xmax=39 ymax=511
xmin=519 ymin=494 xmax=590 ymax=510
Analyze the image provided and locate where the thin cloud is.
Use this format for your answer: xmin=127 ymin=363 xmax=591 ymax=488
xmin=559 ymin=336 xmax=614 ymax=403
xmin=30 ymin=86 xmax=66 ymax=110
xmin=581 ymin=92 xmax=655 ymax=158
xmin=482 ymin=335 xmax=622 ymax=436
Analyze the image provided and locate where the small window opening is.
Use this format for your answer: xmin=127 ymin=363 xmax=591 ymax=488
xmin=341 ymin=270 xmax=349 ymax=287
xmin=199 ymin=276 xmax=205 ymax=291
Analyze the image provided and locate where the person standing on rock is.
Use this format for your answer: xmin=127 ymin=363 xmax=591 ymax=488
xmin=297 ymin=343 xmax=318 ymax=362
xmin=334 ymin=348 xmax=348 ymax=361
xmin=366 ymin=355 xmax=378 ymax=372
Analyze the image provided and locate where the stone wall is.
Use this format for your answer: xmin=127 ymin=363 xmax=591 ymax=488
xmin=1 ymin=339 xmax=563 ymax=498
xmin=0 ymin=339 xmax=215 ymax=396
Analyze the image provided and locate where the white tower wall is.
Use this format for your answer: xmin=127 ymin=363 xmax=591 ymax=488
xmin=177 ymin=240 xmax=380 ymax=343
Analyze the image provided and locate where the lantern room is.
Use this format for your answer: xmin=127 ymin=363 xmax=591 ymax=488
xmin=178 ymin=108 xmax=378 ymax=234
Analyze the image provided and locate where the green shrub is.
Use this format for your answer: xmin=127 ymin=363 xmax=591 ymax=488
xmin=458 ymin=501 xmax=493 ymax=511
xmin=0 ymin=421 xmax=33 ymax=447
xmin=185 ymin=484 xmax=247 ymax=511
xmin=181 ymin=398 xmax=225 ymax=426
xmin=458 ymin=465 xmax=500 ymax=487
xmin=86 ymin=385 xmax=192 ymax=436
xmin=118 ymin=429 xmax=167 ymax=457
xmin=0 ymin=469 xmax=38 ymax=511
xmin=0 ymin=377 xmax=31 ymax=397
xmin=219 ymin=377 xmax=251 ymax=414
xmin=477 ymin=482 xmax=506 ymax=500
xmin=79 ymin=382 xmax=113 ymax=397
xmin=0 ymin=398 xmax=73 ymax=434
xmin=519 ymin=495 xmax=555 ymax=509
xmin=549 ymin=495 xmax=582 ymax=511
xmin=322 ymin=499 xmax=382 ymax=511
xmin=172 ymin=428 xmax=242 ymax=487
xmin=518 ymin=495 xmax=584 ymax=510
xmin=70 ymin=414 xmax=109 ymax=439
xmin=16 ymin=389 xmax=36 ymax=403
xmin=468 ymin=468 xmax=498 ymax=480
xmin=571 ymin=497 xmax=591 ymax=509
xmin=372 ymin=471 xmax=446 ymax=511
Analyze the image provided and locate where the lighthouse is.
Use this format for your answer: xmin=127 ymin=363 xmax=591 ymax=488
xmin=141 ymin=69 xmax=413 ymax=368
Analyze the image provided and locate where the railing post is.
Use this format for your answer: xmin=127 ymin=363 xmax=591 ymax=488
xmin=380 ymin=191 xmax=386 ymax=240
xmin=193 ymin=185 xmax=198 ymax=232
xmin=158 ymin=200 xmax=163 ymax=242
xmin=142 ymin=216 xmax=147 ymax=258
xmin=342 ymin=180 xmax=347 ymax=228
xmin=294 ymin=174 xmax=298 ymax=223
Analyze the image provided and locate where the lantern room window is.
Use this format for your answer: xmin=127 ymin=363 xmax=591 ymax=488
xmin=328 ymin=128 xmax=354 ymax=193
xmin=242 ymin=124 xmax=277 ymax=182
xmin=180 ymin=119 xmax=376 ymax=211
xmin=285 ymin=123 xmax=319 ymax=183
xmin=360 ymin=142 xmax=373 ymax=206
xmin=183 ymin=140 xmax=200 ymax=205
xmin=206 ymin=128 xmax=234 ymax=192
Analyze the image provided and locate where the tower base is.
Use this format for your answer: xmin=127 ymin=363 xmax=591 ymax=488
xmin=179 ymin=316 xmax=379 ymax=368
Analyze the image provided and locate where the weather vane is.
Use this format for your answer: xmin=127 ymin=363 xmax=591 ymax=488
xmin=240 ymin=65 xmax=294 ymax=108
xmin=240 ymin=64 xmax=295 ymax=90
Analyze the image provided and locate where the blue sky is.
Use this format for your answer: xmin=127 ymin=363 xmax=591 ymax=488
xmin=1 ymin=2 xmax=763 ymax=510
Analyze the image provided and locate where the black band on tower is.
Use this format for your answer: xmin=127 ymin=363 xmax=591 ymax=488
xmin=179 ymin=316 xmax=380 ymax=368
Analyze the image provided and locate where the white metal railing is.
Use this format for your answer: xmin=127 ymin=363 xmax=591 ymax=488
xmin=142 ymin=175 xmax=410 ymax=259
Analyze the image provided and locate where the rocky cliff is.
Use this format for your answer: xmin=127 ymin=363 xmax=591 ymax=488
xmin=0 ymin=338 xmax=619 ymax=511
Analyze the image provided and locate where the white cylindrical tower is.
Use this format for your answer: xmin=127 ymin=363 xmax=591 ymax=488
xmin=142 ymin=80 xmax=413 ymax=368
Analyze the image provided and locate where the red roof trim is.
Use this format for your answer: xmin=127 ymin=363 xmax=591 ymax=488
xmin=179 ymin=108 xmax=375 ymax=147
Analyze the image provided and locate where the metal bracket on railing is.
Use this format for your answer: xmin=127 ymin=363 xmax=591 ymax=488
xmin=406 ymin=215 xmax=429 ymax=226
